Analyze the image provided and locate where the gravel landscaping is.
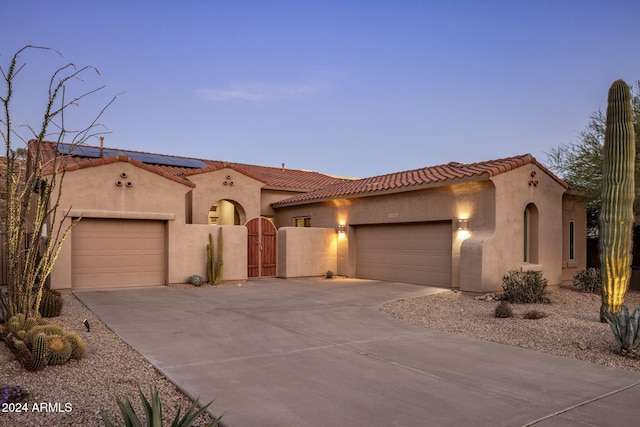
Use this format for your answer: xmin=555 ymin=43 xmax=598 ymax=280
xmin=381 ymin=286 xmax=640 ymax=372
xmin=1 ymin=283 xmax=639 ymax=426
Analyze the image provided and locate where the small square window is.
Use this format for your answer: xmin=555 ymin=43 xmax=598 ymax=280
xmin=294 ymin=217 xmax=311 ymax=227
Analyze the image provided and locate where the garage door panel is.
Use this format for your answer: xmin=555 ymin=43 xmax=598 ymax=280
xmin=72 ymin=219 xmax=165 ymax=289
xmin=356 ymin=222 xmax=452 ymax=287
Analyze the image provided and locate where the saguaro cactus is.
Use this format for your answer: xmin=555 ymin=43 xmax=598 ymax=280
xmin=600 ymin=79 xmax=636 ymax=319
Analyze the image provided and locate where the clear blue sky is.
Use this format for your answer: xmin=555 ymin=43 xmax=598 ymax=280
xmin=3 ymin=1 xmax=640 ymax=178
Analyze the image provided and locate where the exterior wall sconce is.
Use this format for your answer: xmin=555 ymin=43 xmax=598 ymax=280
xmin=457 ymin=218 xmax=469 ymax=230
xmin=337 ymin=224 xmax=346 ymax=234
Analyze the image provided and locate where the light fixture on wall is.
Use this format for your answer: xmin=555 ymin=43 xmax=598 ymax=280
xmin=457 ymin=218 xmax=469 ymax=230
xmin=337 ymin=224 xmax=346 ymax=234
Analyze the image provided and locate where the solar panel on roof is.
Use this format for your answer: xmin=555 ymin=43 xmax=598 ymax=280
xmin=56 ymin=143 xmax=208 ymax=169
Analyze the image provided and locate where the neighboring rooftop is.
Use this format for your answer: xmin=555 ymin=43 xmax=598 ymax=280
xmin=271 ymin=154 xmax=567 ymax=207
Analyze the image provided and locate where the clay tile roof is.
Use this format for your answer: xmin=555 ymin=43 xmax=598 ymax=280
xmin=32 ymin=140 xmax=346 ymax=191
xmin=271 ymin=154 xmax=567 ymax=208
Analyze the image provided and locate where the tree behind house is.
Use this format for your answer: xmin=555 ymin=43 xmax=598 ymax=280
xmin=546 ymin=80 xmax=640 ymax=235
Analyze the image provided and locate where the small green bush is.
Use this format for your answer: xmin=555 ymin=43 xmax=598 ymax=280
xmin=501 ymin=269 xmax=549 ymax=304
xmin=572 ymin=268 xmax=601 ymax=293
xmin=325 ymin=271 xmax=334 ymax=279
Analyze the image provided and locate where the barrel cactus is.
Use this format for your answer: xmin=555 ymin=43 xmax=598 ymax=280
xmin=39 ymin=288 xmax=63 ymax=317
xmin=47 ymin=335 xmax=73 ymax=365
xmin=188 ymin=275 xmax=204 ymax=286
xmin=600 ymin=79 xmax=636 ymax=319
xmin=26 ymin=332 xmax=49 ymax=371
xmin=65 ymin=331 xmax=87 ymax=359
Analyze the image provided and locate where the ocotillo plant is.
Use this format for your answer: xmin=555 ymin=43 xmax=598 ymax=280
xmin=600 ymin=79 xmax=636 ymax=319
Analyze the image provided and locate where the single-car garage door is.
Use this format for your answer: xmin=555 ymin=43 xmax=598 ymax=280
xmin=71 ymin=219 xmax=166 ymax=289
xmin=356 ymin=222 xmax=452 ymax=287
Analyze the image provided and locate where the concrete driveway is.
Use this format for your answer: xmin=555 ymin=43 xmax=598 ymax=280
xmin=75 ymin=278 xmax=640 ymax=427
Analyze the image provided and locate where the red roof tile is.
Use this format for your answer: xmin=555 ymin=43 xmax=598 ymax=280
xmin=271 ymin=154 xmax=567 ymax=208
xmin=33 ymin=140 xmax=346 ymax=191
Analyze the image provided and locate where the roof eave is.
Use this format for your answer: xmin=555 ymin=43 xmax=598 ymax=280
xmin=272 ymin=174 xmax=491 ymax=209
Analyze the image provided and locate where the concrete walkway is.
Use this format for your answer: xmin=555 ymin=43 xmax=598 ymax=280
xmin=75 ymin=279 xmax=640 ymax=427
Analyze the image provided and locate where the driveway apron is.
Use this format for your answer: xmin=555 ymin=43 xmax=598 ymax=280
xmin=75 ymin=279 xmax=640 ymax=427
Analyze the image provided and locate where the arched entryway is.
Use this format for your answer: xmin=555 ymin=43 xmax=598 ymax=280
xmin=246 ymin=217 xmax=276 ymax=278
xmin=208 ymin=199 xmax=246 ymax=225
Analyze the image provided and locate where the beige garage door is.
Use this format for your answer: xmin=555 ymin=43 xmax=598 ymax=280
xmin=72 ymin=219 xmax=166 ymax=289
xmin=356 ymin=222 xmax=452 ymax=287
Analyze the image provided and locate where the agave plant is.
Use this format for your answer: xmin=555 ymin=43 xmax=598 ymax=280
xmin=604 ymin=305 xmax=640 ymax=357
xmin=101 ymin=388 xmax=222 ymax=427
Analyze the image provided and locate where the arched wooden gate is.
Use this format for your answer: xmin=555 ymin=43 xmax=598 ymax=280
xmin=246 ymin=217 xmax=277 ymax=278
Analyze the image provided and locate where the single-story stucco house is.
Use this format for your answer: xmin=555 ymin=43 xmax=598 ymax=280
xmin=26 ymin=139 xmax=585 ymax=294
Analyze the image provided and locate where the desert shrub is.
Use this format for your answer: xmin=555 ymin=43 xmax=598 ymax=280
xmin=494 ymin=301 xmax=513 ymax=318
xmin=572 ymin=268 xmax=601 ymax=293
xmin=522 ymin=310 xmax=548 ymax=320
xmin=325 ymin=271 xmax=334 ymax=279
xmin=501 ymin=269 xmax=549 ymax=304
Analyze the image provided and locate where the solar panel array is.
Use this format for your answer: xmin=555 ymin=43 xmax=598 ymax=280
xmin=57 ymin=144 xmax=209 ymax=169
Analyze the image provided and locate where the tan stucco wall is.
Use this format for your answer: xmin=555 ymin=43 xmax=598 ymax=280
xmin=188 ymin=168 xmax=264 ymax=225
xmin=168 ymin=224 xmax=247 ymax=283
xmin=476 ymin=165 xmax=566 ymax=292
xmin=277 ymin=227 xmax=337 ymax=277
xmin=260 ymin=189 xmax=306 ymax=218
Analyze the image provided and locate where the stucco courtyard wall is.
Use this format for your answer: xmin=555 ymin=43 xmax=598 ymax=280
xmin=168 ymin=224 xmax=247 ymax=284
xmin=277 ymin=227 xmax=337 ymax=278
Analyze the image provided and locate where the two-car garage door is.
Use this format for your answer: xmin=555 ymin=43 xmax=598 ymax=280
xmin=356 ymin=222 xmax=452 ymax=287
xmin=71 ymin=219 xmax=166 ymax=289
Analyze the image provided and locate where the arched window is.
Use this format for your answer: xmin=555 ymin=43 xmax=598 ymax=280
xmin=524 ymin=203 xmax=539 ymax=263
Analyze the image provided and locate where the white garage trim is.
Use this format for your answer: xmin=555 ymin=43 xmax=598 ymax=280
xmin=355 ymin=222 xmax=452 ymax=287
xmin=71 ymin=219 xmax=166 ymax=289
